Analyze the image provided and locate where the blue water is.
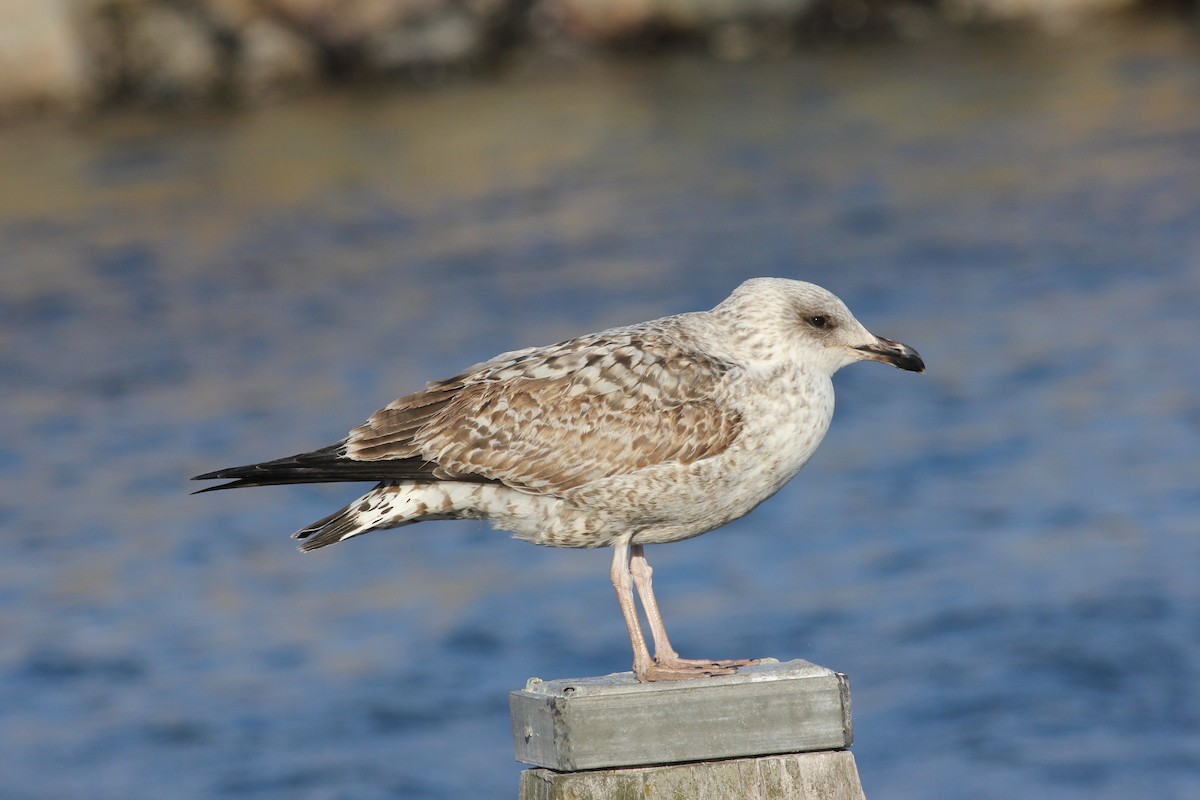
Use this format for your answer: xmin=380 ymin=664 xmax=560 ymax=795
xmin=3 ymin=17 xmax=1199 ymax=800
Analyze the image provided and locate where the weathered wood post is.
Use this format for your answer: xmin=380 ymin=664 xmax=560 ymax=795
xmin=510 ymin=659 xmax=866 ymax=799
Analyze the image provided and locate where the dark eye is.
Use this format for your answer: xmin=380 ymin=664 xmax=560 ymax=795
xmin=808 ymin=315 xmax=830 ymax=329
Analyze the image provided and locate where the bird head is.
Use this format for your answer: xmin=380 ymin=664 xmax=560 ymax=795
xmin=716 ymin=278 xmax=925 ymax=375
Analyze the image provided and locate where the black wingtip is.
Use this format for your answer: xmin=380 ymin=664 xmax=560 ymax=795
xmin=190 ymin=465 xmax=266 ymax=493
xmin=189 ymin=444 xmax=349 ymax=494
xmin=189 ymin=442 xmax=467 ymax=494
xmin=190 ymin=479 xmax=253 ymax=494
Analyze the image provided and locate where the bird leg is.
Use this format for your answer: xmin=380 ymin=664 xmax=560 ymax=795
xmin=630 ymin=544 xmax=757 ymax=673
xmin=610 ymin=539 xmax=656 ymax=680
xmin=612 ymin=543 xmax=758 ymax=681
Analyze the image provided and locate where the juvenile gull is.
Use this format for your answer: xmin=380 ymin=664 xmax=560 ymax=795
xmin=194 ymin=278 xmax=924 ymax=682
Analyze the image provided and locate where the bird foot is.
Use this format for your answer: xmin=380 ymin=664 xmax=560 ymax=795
xmin=635 ymin=657 xmax=761 ymax=682
xmin=668 ymin=657 xmax=762 ymax=669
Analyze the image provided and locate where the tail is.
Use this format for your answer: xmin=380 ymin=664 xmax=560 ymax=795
xmin=291 ymin=483 xmax=431 ymax=552
xmin=191 ymin=443 xmax=439 ymax=493
xmin=193 ymin=445 xmax=472 ymax=551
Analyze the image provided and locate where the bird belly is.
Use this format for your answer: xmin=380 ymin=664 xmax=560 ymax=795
xmin=554 ymin=371 xmax=836 ymax=547
xmin=433 ymin=370 xmax=835 ymax=550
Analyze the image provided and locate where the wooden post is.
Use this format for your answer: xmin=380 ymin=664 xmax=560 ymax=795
xmin=510 ymin=659 xmax=866 ymax=800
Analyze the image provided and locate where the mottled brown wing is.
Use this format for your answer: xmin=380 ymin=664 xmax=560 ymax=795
xmin=346 ymin=330 xmax=742 ymax=495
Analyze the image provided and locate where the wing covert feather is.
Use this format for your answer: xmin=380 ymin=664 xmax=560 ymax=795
xmin=345 ymin=330 xmax=742 ymax=494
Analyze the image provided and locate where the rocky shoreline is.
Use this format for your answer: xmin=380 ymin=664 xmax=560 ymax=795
xmin=0 ymin=0 xmax=1185 ymax=118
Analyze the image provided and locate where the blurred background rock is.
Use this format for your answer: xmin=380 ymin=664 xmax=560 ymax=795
xmin=1 ymin=0 xmax=1196 ymax=118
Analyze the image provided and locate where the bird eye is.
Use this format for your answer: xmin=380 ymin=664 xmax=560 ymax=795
xmin=808 ymin=315 xmax=830 ymax=329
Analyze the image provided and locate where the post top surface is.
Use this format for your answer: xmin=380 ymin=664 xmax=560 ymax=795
xmin=517 ymin=658 xmax=837 ymax=698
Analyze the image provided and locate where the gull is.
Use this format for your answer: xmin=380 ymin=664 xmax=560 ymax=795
xmin=194 ymin=278 xmax=924 ymax=682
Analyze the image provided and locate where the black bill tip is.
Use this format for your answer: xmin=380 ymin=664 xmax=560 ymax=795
xmin=855 ymin=337 xmax=925 ymax=373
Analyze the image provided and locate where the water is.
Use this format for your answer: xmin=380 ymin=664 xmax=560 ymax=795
xmin=2 ymin=16 xmax=1199 ymax=800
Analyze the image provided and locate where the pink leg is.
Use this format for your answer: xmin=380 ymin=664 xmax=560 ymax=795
xmin=610 ymin=540 xmax=655 ymax=680
xmin=625 ymin=544 xmax=760 ymax=681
